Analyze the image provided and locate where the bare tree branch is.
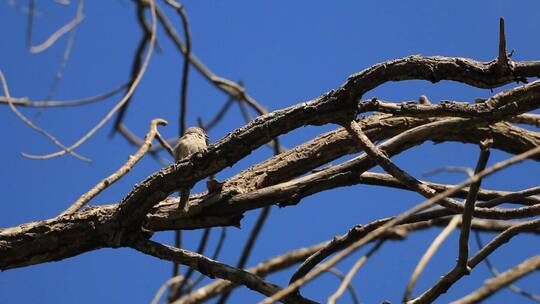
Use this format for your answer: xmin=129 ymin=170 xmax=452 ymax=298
xmin=23 ymin=0 xmax=157 ymax=160
xmin=130 ymin=238 xmax=317 ymax=304
xmin=474 ymin=231 xmax=540 ymax=302
xmin=456 ymin=142 xmax=491 ymax=271
xmin=327 ymin=240 xmax=385 ymax=304
xmin=0 ymin=81 xmax=129 ymax=107
xmin=0 ymin=70 xmax=90 ymax=161
xmin=59 ymin=118 xmax=168 ymax=216
xmin=264 ymin=137 xmax=540 ymax=303
xmin=5 ymin=16 xmax=540 ymax=302
xmin=28 ymin=0 xmax=84 ymax=54
xmin=403 ymin=216 xmax=461 ymax=302
xmin=410 ymin=219 xmax=540 ymax=303
xmin=451 ymin=255 xmax=540 ymax=304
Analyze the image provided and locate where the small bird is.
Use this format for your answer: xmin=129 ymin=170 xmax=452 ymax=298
xmin=173 ymin=127 xmax=208 ymax=214
xmin=174 ymin=127 xmax=208 ymax=161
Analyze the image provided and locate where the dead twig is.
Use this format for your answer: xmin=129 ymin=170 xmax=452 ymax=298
xmin=29 ymin=0 xmax=85 ymax=53
xmin=23 ymin=0 xmax=157 ymax=161
xmin=0 ymin=81 xmax=129 ymax=108
xmin=403 ymin=216 xmax=461 ymax=302
xmin=473 ymin=231 xmax=540 ymax=302
xmin=327 ymin=239 xmax=385 ymax=304
xmin=451 ymin=255 xmax=540 ymax=304
xmin=265 ymin=123 xmax=540 ymax=304
xmin=59 ymin=118 xmax=168 ymax=216
xmin=0 ymin=70 xmax=90 ymax=162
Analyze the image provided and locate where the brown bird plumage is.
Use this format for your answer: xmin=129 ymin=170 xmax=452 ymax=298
xmin=173 ymin=127 xmax=209 ymax=214
xmin=173 ymin=127 xmax=208 ymax=161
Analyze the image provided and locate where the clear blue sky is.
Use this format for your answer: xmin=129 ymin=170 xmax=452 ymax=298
xmin=1 ymin=1 xmax=539 ymax=303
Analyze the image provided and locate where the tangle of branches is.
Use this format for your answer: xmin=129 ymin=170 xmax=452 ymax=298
xmin=1 ymin=2 xmax=539 ymax=304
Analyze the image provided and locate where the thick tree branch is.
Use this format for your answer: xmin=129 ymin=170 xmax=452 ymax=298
xmin=0 ymin=206 xmax=118 ymax=270
xmin=268 ymin=141 xmax=540 ymax=303
xmin=4 ymin=54 xmax=540 ymax=271
xmin=149 ymin=118 xmax=540 ymax=231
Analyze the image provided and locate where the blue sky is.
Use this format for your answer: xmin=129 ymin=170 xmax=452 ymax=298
xmin=1 ymin=1 xmax=539 ymax=303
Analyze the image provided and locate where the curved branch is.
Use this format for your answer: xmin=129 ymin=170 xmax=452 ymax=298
xmin=148 ymin=118 xmax=540 ymax=232
xmin=0 ymin=70 xmax=90 ymax=162
xmin=4 ymin=53 xmax=540 ymax=270
xmin=29 ymin=0 xmax=84 ymax=53
xmin=60 ymin=118 xmax=168 ymax=216
xmin=0 ymin=81 xmax=129 ymax=107
xmin=403 ymin=216 xmax=461 ymax=302
xmin=23 ymin=0 xmax=157 ymax=160
xmin=115 ymin=54 xmax=540 ymax=232
xmin=266 ymin=143 xmax=540 ymax=303
xmin=174 ymin=242 xmax=327 ymax=304
xmin=410 ymin=219 xmax=540 ymax=303
xmin=131 ymin=238 xmax=317 ymax=304
xmin=452 ymin=255 xmax=540 ymax=304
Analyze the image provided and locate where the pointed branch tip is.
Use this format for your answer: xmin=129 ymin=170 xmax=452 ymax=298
xmin=497 ymin=17 xmax=508 ymax=64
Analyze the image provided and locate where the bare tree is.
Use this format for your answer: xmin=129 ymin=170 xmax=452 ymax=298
xmin=1 ymin=2 xmax=539 ymax=303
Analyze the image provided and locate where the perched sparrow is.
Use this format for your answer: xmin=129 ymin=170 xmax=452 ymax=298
xmin=174 ymin=127 xmax=208 ymax=161
xmin=173 ymin=127 xmax=208 ymax=214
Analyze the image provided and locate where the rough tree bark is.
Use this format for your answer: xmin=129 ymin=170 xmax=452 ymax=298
xmin=1 ymin=4 xmax=540 ymax=304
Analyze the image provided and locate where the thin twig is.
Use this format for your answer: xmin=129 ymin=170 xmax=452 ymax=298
xmin=29 ymin=0 xmax=85 ymax=53
xmin=202 ymin=96 xmax=235 ymax=131
xmin=170 ymin=228 xmax=211 ymax=299
xmin=216 ymin=206 xmax=272 ymax=304
xmin=403 ymin=216 xmax=461 ymax=302
xmin=59 ymin=118 xmax=167 ymax=216
xmin=117 ymin=123 xmax=175 ymax=154
xmin=423 ymin=166 xmax=474 ymax=178
xmin=474 ymin=231 xmax=540 ymax=302
xmin=23 ymin=0 xmax=157 ymax=160
xmin=188 ymin=227 xmax=227 ymax=291
xmin=117 ymin=124 xmax=173 ymax=167
xmin=0 ymin=81 xmax=129 ymax=107
xmin=0 ymin=70 xmax=90 ymax=161
xmin=451 ymin=255 xmax=540 ymax=304
xmin=25 ymin=0 xmax=35 ymax=50
xmin=211 ymin=228 xmax=228 ymax=261
xmin=174 ymin=1 xmax=191 ymax=136
xmin=478 ymin=184 xmax=540 ymax=208
xmin=151 ymin=275 xmax=184 ymax=304
xmin=45 ymin=0 xmax=81 ymax=100
xmin=111 ymin=0 xmax=150 ymax=135
xmin=360 ymin=172 xmax=540 ymax=206
xmin=173 ymin=242 xmax=327 ymax=304
xmin=155 ymin=130 xmax=175 ymax=158
xmin=131 ymin=238 xmax=317 ymax=304
xmin=410 ymin=218 xmax=540 ymax=303
xmin=456 ymin=141 xmax=491 ymax=270
xmin=325 ymin=268 xmax=361 ymax=304
xmin=327 ymin=239 xmax=385 ymax=304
